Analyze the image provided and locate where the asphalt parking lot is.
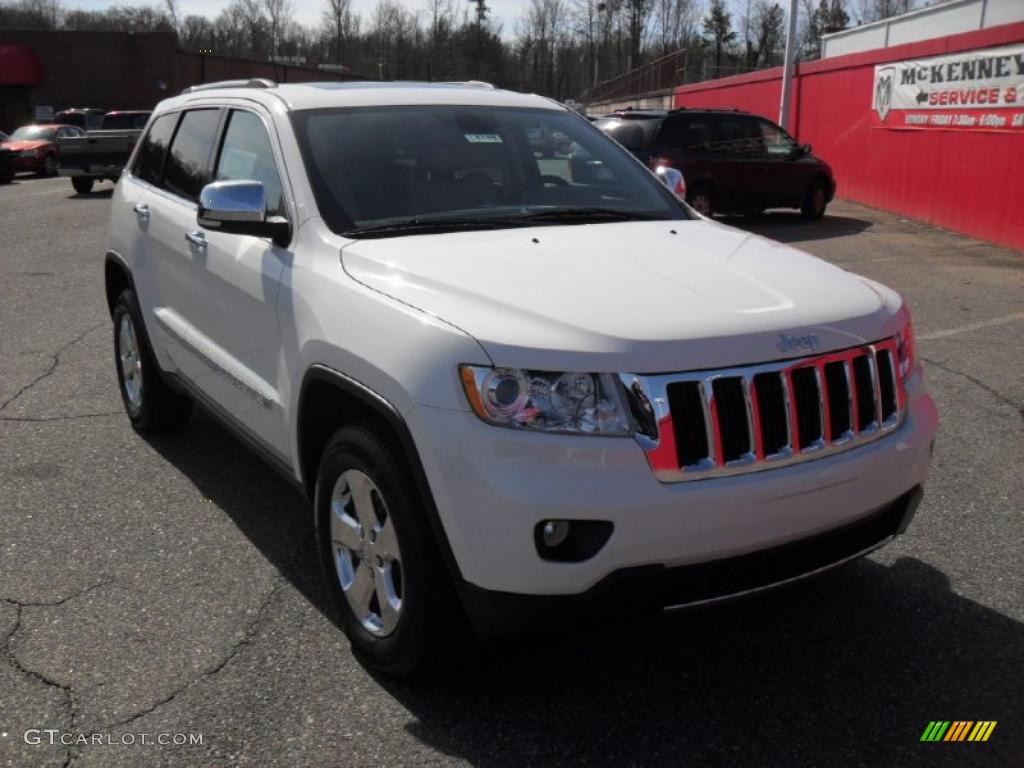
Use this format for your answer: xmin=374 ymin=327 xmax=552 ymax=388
xmin=1 ymin=174 xmax=1021 ymax=768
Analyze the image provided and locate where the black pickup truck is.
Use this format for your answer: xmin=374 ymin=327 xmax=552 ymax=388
xmin=57 ymin=110 xmax=150 ymax=193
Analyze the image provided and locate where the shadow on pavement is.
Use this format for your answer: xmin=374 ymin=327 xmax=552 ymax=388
xmin=145 ymin=410 xmax=1020 ymax=768
xmin=722 ymin=211 xmax=874 ymax=244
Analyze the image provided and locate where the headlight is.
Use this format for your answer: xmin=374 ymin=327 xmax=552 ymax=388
xmin=459 ymin=365 xmax=634 ymax=435
xmin=895 ymin=320 xmax=915 ymax=380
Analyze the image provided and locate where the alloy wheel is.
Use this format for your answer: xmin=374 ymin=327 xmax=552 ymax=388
xmin=118 ymin=314 xmax=143 ymax=411
xmin=329 ymin=469 xmax=404 ymax=637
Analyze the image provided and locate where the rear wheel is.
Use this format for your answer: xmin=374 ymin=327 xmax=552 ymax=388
xmin=687 ymin=184 xmax=715 ymax=217
xmin=112 ymin=289 xmax=192 ymax=431
xmin=72 ymin=176 xmax=94 ymax=194
xmin=315 ymin=423 xmax=463 ymax=677
xmin=801 ymin=179 xmax=828 ymax=220
xmin=41 ymin=155 xmax=57 ymax=177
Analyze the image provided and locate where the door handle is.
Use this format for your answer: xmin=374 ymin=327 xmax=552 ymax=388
xmin=185 ymin=231 xmax=207 ymax=249
xmin=133 ymin=202 xmax=150 ymax=219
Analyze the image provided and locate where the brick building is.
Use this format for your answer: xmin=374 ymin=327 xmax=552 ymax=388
xmin=0 ymin=30 xmax=359 ymax=132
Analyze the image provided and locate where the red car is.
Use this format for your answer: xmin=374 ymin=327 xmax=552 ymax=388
xmin=0 ymin=124 xmax=85 ymax=176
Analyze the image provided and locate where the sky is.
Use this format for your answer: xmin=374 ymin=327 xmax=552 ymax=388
xmin=64 ymin=0 xmax=531 ymax=33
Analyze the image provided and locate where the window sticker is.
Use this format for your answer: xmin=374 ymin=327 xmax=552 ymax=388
xmin=464 ymin=133 xmax=503 ymax=143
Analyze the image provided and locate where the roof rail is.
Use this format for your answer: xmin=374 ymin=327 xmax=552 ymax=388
xmin=438 ymin=80 xmax=496 ymax=89
xmin=181 ymin=78 xmax=277 ymax=95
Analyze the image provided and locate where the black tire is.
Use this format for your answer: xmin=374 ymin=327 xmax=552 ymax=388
xmin=687 ymin=184 xmax=715 ymax=217
xmin=314 ymin=423 xmax=463 ymax=678
xmin=112 ymin=289 xmax=192 ymax=431
xmin=41 ymin=155 xmax=58 ymax=177
xmin=801 ymin=179 xmax=828 ymax=220
xmin=72 ymin=176 xmax=94 ymax=194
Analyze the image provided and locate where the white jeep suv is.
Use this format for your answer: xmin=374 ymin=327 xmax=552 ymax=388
xmin=105 ymin=79 xmax=938 ymax=676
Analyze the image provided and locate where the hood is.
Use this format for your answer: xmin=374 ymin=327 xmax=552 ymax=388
xmin=341 ymin=219 xmax=904 ymax=373
xmin=2 ymin=140 xmax=48 ymax=152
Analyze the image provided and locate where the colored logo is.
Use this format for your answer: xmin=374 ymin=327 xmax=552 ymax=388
xmin=920 ymin=721 xmax=997 ymax=742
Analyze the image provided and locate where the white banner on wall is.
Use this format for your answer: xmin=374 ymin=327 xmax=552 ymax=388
xmin=872 ymin=43 xmax=1024 ymax=132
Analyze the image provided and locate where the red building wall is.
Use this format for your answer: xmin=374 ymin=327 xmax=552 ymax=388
xmin=674 ymin=23 xmax=1024 ymax=252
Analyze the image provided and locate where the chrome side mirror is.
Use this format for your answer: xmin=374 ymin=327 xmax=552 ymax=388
xmin=197 ymin=180 xmax=290 ymax=247
xmin=654 ymin=165 xmax=686 ymax=201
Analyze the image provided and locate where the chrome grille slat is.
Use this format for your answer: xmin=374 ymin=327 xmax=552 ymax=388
xmin=626 ymin=338 xmax=907 ymax=483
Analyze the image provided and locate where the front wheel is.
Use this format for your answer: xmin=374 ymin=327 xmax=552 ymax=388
xmin=315 ymin=424 xmax=463 ymax=677
xmin=687 ymin=184 xmax=715 ymax=217
xmin=41 ymin=155 xmax=57 ymax=176
xmin=72 ymin=176 xmax=94 ymax=194
xmin=801 ymin=180 xmax=828 ymax=220
xmin=112 ymin=289 xmax=192 ymax=431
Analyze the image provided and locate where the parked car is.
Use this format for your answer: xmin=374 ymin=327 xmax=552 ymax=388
xmin=53 ymin=108 xmax=107 ymax=131
xmin=586 ymin=108 xmax=836 ymax=219
xmin=105 ymin=80 xmax=936 ymax=677
xmin=0 ymin=145 xmax=14 ymax=183
xmin=58 ymin=110 xmax=151 ymax=193
xmin=526 ymin=123 xmax=573 ymax=157
xmin=1 ymin=124 xmax=85 ymax=176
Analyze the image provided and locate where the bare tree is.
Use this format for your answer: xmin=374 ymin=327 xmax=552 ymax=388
xmin=264 ymin=0 xmax=294 ymax=58
xmin=322 ymin=0 xmax=357 ymax=64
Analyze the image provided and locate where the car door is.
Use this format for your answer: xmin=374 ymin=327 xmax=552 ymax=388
xmin=755 ymin=118 xmax=806 ymax=209
xmin=118 ymin=111 xmax=179 ymax=369
xmin=141 ymin=108 xmax=241 ymax=417
xmin=194 ymin=106 xmax=291 ymax=453
xmin=709 ymin=114 xmax=766 ymax=211
xmin=655 ymin=114 xmax=717 ymax=192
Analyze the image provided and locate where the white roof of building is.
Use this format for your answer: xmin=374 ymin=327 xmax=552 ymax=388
xmin=821 ymin=0 xmax=1023 ymax=58
xmin=160 ymin=80 xmax=562 ymax=113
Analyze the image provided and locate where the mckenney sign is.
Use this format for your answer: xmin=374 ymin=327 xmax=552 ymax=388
xmin=872 ymin=44 xmax=1024 ymax=132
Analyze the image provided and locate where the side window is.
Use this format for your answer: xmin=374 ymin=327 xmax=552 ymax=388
xmin=163 ymin=109 xmax=221 ymax=202
xmin=661 ymin=116 xmax=716 ymax=153
xmin=714 ymin=116 xmax=764 ymax=156
xmin=758 ymin=119 xmax=798 ymax=157
xmin=132 ymin=112 xmax=179 ymax=187
xmin=214 ymin=110 xmax=285 ymax=217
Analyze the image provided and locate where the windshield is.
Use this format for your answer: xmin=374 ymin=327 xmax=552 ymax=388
xmin=11 ymin=126 xmax=56 ymax=141
xmin=291 ymin=106 xmax=686 ymax=236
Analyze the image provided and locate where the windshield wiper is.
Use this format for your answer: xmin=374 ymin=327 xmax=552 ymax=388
xmin=511 ymin=207 xmax=665 ymax=224
xmin=342 ymin=208 xmax=666 ymax=239
xmin=342 ymin=217 xmax=528 ymax=239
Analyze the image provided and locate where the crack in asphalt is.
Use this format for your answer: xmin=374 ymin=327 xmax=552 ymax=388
xmin=0 ymin=322 xmax=106 ymax=412
xmin=2 ymin=581 xmax=110 ymax=768
xmin=0 ymin=410 xmax=121 ymax=423
xmin=921 ymin=356 xmax=1020 ymax=414
xmin=102 ymin=541 xmax=309 ymax=732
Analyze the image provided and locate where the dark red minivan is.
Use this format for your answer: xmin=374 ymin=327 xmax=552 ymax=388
xmin=584 ymin=108 xmax=836 ymax=219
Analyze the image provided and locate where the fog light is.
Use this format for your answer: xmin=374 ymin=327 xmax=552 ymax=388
xmin=541 ymin=520 xmax=570 ymax=548
xmin=534 ymin=519 xmax=613 ymax=562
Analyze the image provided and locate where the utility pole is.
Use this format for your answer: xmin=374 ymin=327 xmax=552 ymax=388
xmin=468 ymin=0 xmax=489 ymax=79
xmin=778 ymin=0 xmax=799 ymax=132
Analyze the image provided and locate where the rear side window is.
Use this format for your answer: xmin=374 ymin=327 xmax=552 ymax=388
xmin=660 ymin=116 xmax=717 ymax=153
xmin=163 ymin=109 xmax=221 ymax=202
xmin=593 ymin=117 xmax=660 ymax=152
xmin=132 ymin=112 xmax=179 ymax=187
xmin=214 ymin=110 xmax=286 ymax=217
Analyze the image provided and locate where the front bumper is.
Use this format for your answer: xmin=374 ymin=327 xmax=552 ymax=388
xmin=462 ymin=486 xmax=922 ymax=636
xmin=13 ymin=155 xmax=43 ymax=172
xmin=409 ymin=375 xmax=936 ymax=599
